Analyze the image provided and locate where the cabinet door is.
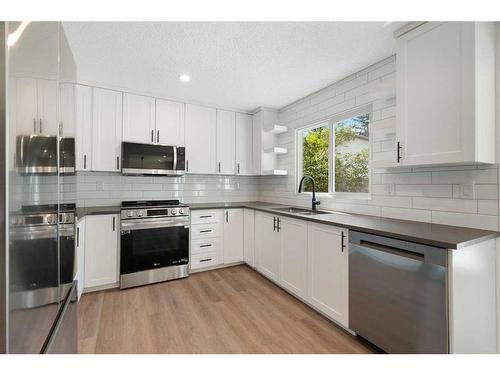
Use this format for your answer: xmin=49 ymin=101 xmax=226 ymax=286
xmin=122 ymin=93 xmax=155 ymax=144
xmin=255 ymin=212 xmax=280 ymax=282
xmin=155 ymin=99 xmax=185 ymax=146
xmin=75 ymin=85 xmax=92 ymax=171
xmin=307 ymin=223 xmax=348 ymax=327
xmin=14 ymin=77 xmax=38 ymax=135
xmin=37 ymin=78 xmax=59 ymax=135
xmin=223 ymin=209 xmax=244 ymax=264
xmin=280 ymin=217 xmax=308 ymax=299
xmin=216 ymin=109 xmax=236 ymax=175
xmin=185 ymin=104 xmax=217 ymax=174
xmin=243 ymin=208 xmax=255 ymax=267
xmin=76 ymin=218 xmax=86 ymax=300
xmin=396 ymin=22 xmax=475 ymax=166
xmin=91 ymin=88 xmax=123 ymax=172
xmin=59 ymin=83 xmax=75 ymax=138
xmin=235 ymin=113 xmax=253 ymax=175
xmin=84 ymin=214 xmax=119 ymax=289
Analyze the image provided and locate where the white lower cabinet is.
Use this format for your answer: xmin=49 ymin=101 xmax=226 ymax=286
xmin=243 ymin=208 xmax=255 ymax=267
xmin=253 ymin=210 xmax=348 ymax=326
xmin=307 ymin=223 xmax=348 ymax=327
xmin=83 ymin=214 xmax=120 ymax=289
xmin=255 ymin=212 xmax=281 ymax=282
xmin=76 ymin=218 xmax=86 ymax=300
xmin=279 ymin=217 xmax=308 ymax=299
xmin=190 ymin=209 xmax=223 ymax=271
xmin=223 ymin=209 xmax=244 ymax=264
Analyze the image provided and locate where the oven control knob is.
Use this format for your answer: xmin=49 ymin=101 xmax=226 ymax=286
xmin=137 ymin=211 xmax=144 ymax=217
xmin=127 ymin=211 xmax=134 ymax=218
xmin=171 ymin=209 xmax=178 ymax=216
xmin=46 ymin=216 xmax=55 ymax=224
xmin=179 ymin=208 xmax=184 ymax=215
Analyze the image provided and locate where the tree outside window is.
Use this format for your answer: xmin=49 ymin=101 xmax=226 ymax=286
xmin=300 ymin=113 xmax=369 ymax=194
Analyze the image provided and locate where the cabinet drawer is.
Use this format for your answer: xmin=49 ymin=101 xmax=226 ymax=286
xmin=191 ymin=250 xmax=219 ymax=270
xmin=191 ymin=210 xmax=221 ymax=225
xmin=191 ymin=223 xmax=221 ymax=240
xmin=191 ymin=238 xmax=220 ymax=255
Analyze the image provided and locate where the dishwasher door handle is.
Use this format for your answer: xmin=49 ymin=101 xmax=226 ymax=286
xmin=358 ymin=240 xmax=424 ymax=262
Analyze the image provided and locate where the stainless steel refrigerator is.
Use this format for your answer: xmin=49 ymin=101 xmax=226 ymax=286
xmin=1 ymin=21 xmax=78 ymax=354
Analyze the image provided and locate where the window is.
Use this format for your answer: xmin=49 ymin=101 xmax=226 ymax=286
xmin=298 ymin=110 xmax=370 ymax=196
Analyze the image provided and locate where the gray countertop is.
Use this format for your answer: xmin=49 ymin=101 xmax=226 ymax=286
xmin=189 ymin=201 xmax=499 ymax=249
xmin=77 ymin=201 xmax=499 ymax=249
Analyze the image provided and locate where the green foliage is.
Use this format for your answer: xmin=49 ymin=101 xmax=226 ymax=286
xmin=302 ymin=114 xmax=369 ymax=194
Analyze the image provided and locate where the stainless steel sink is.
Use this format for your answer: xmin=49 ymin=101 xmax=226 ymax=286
xmin=271 ymin=207 xmax=332 ymax=215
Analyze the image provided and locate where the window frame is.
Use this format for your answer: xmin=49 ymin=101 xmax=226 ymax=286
xmin=296 ymin=106 xmax=372 ymax=199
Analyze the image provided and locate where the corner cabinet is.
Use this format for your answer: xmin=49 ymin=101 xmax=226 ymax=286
xmin=396 ymin=22 xmax=495 ymax=166
xmin=185 ymin=104 xmax=217 ymax=174
xmin=91 ymin=88 xmax=123 ymax=172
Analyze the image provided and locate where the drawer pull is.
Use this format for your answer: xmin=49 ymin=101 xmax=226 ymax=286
xmin=200 ymin=258 xmax=212 ymax=263
xmin=199 ymin=215 xmax=212 ymax=218
xmin=199 ymin=229 xmax=212 ymax=233
xmin=199 ymin=244 xmax=212 ymax=248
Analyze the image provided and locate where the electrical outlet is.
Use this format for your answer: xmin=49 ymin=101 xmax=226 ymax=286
xmin=459 ymin=184 xmax=475 ymax=199
xmin=385 ymin=183 xmax=396 ymax=196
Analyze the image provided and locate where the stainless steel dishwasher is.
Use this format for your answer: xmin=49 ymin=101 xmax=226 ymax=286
xmin=349 ymin=231 xmax=448 ymax=354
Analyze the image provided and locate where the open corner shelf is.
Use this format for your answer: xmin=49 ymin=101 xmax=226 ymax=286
xmin=266 ymin=124 xmax=288 ymax=135
xmin=262 ymin=169 xmax=288 ymax=176
xmin=264 ymin=147 xmax=288 ymax=155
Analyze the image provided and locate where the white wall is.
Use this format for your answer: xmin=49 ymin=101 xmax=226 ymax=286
xmin=259 ymin=55 xmax=500 ymax=231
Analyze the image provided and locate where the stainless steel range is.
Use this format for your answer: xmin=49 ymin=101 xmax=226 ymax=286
xmin=120 ymin=200 xmax=190 ymax=289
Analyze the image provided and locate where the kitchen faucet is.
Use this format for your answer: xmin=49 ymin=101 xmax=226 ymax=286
xmin=298 ymin=175 xmax=321 ymax=211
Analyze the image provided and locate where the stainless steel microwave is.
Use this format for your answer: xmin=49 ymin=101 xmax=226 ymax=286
xmin=121 ymin=142 xmax=186 ymax=176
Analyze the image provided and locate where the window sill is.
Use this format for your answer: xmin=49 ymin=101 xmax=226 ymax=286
xmin=298 ymin=192 xmax=372 ymax=200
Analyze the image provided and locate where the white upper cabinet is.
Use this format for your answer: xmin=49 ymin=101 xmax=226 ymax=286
xmin=223 ymin=209 xmax=244 ymax=264
xmin=36 ymin=78 xmax=59 ymax=135
xmin=235 ymin=113 xmax=253 ymax=175
xmin=185 ymin=104 xmax=217 ymax=174
xmin=92 ymin=88 xmax=123 ymax=172
xmin=396 ymin=22 xmax=495 ymax=166
xmin=59 ymin=83 xmax=76 ymax=138
xmin=216 ymin=109 xmax=236 ymax=175
xmin=155 ymin=99 xmax=185 ymax=146
xmin=307 ymin=223 xmax=348 ymax=327
xmin=122 ymin=93 xmax=156 ymax=144
xmin=14 ymin=77 xmax=38 ymax=135
xmin=75 ymin=85 xmax=92 ymax=171
xmin=13 ymin=77 xmax=58 ymax=136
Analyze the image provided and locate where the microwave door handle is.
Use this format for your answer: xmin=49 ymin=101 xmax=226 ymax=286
xmin=20 ymin=136 xmax=24 ymax=167
xmin=173 ymin=146 xmax=177 ymax=170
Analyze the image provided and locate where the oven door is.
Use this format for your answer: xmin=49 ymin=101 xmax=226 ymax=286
xmin=120 ymin=217 xmax=189 ymax=275
xmin=59 ymin=223 xmax=76 ymax=301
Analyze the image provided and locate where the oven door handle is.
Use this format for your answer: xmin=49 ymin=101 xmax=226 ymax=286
xmin=121 ymin=219 xmax=189 ymax=231
xmin=10 ymin=227 xmax=58 ymax=241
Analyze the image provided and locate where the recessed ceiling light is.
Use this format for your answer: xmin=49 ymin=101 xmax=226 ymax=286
xmin=179 ymin=74 xmax=190 ymax=82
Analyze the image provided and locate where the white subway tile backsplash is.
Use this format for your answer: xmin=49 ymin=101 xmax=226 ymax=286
xmin=431 ymin=211 xmax=498 ymax=231
xmin=412 ymin=197 xmax=477 ymax=214
xmin=380 ymin=207 xmax=432 ymax=223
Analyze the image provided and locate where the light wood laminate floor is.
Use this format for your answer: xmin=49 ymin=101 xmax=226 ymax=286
xmin=78 ymin=265 xmax=377 ymax=354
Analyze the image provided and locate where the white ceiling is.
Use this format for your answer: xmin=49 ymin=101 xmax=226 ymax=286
xmin=62 ymin=22 xmax=402 ymax=112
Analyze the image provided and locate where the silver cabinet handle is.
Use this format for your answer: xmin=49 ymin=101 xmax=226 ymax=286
xmin=341 ymin=232 xmax=346 ymax=252
xmin=199 ymin=229 xmax=212 ymax=233
xmin=33 ymin=118 xmax=36 ymax=133
xmin=237 ymin=163 xmax=240 ymax=174
xmin=273 ymin=216 xmax=277 ymax=231
xmin=397 ymin=141 xmax=402 ymax=163
xmin=151 ymin=130 xmax=154 ymax=143
xmin=112 ymin=216 xmax=116 ymax=231
xmin=199 ymin=244 xmax=212 ymax=248
xmin=186 ymin=160 xmax=189 ymax=172
xmin=83 ymin=154 xmax=87 ymax=169
xmin=77 ymin=227 xmax=80 ymax=247
xmin=116 ymin=156 xmax=120 ymax=170
xmin=225 ymin=210 xmax=228 ymax=223
xmin=39 ymin=118 xmax=42 ymax=134
xmin=218 ymin=162 xmax=221 ymax=173
xmin=200 ymin=258 xmax=212 ymax=263
xmin=157 ymin=130 xmax=160 ymax=143
xmin=199 ymin=215 xmax=212 ymax=218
